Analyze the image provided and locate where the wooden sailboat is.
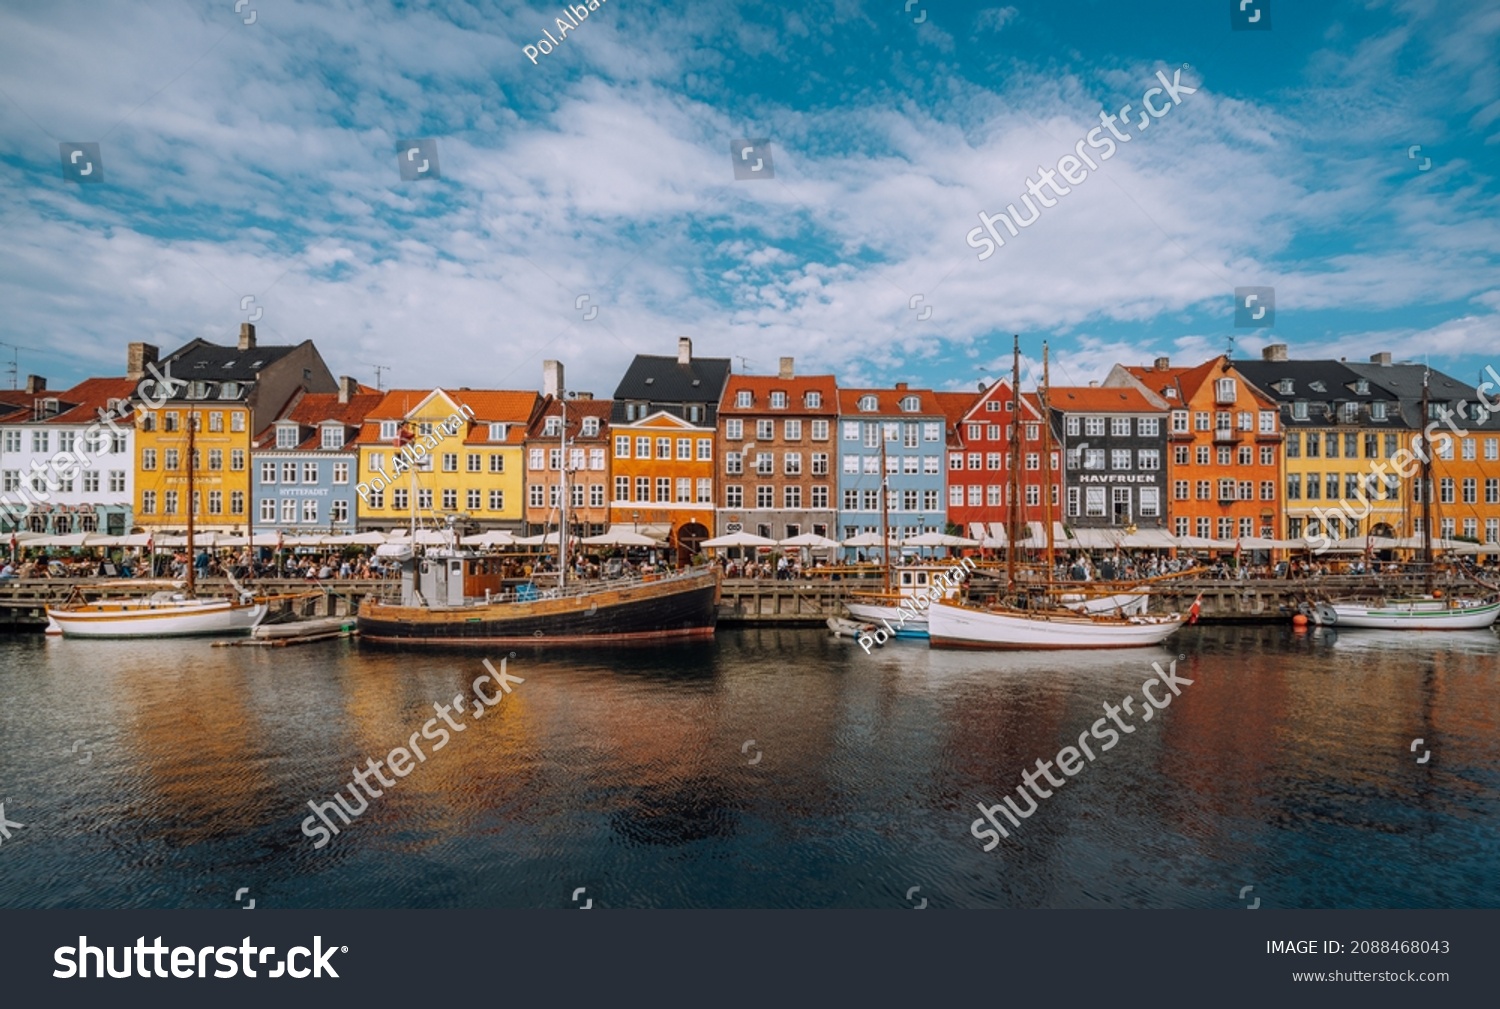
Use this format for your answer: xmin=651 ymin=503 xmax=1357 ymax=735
xmin=928 ymin=337 xmax=1187 ymax=650
xmin=47 ymin=407 xmax=269 ymax=637
xmin=358 ymin=392 xmax=719 ymax=646
xmin=1310 ymin=370 xmax=1499 ymax=630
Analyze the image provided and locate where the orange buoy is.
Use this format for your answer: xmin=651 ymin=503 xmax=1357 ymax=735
xmin=1292 ymin=613 xmax=1308 ymax=628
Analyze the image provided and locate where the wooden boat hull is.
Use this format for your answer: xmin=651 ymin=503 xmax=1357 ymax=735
xmin=357 ymin=570 xmax=719 ymax=645
xmin=844 ymin=600 xmax=928 ymax=637
xmin=1315 ymin=597 xmax=1500 ymax=630
xmin=928 ymin=600 xmax=1185 ymax=650
xmin=46 ymin=598 xmax=269 ymax=638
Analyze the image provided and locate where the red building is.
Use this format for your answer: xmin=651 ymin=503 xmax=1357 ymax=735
xmin=945 ymin=378 xmax=1063 ymax=543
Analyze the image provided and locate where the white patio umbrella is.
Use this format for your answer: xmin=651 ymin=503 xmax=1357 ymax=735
xmin=582 ymin=528 xmax=660 ymax=546
xmin=901 ymin=531 xmax=981 ymax=547
xmin=701 ymin=531 xmax=777 ymax=548
xmin=461 ymin=530 xmax=516 ymax=547
xmin=777 ymin=532 xmax=842 ymax=548
xmin=841 ymin=531 xmax=901 ymax=548
xmin=340 ymin=531 xmax=389 ymax=545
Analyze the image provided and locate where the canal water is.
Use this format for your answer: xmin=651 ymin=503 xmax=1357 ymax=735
xmin=0 ymin=625 xmax=1496 ymax=909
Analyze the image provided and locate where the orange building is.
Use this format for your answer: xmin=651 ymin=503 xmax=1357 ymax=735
xmin=1109 ymin=355 xmax=1282 ymax=542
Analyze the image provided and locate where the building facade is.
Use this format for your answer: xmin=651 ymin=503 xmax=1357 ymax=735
xmin=1048 ymin=384 xmax=1169 ymax=531
xmin=1110 ymin=355 xmax=1282 ymax=541
xmin=251 ymin=377 xmax=382 ymax=537
xmin=354 ymin=388 xmax=539 ymax=533
xmin=716 ymin=358 xmax=838 ymax=542
xmin=523 ymin=361 xmax=613 ymax=537
xmin=133 ymin=326 xmax=336 ymax=533
xmin=836 ymin=384 xmax=946 ymax=546
xmin=944 ymin=379 xmax=1062 ymax=543
xmin=609 ymin=338 xmax=730 ymax=557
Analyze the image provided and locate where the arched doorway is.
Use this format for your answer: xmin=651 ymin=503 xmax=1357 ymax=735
xmin=676 ymin=522 xmax=709 ymax=566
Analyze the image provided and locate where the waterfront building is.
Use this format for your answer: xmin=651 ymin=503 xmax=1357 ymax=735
xmin=133 ymin=326 xmax=336 ymax=534
xmin=933 ymin=389 xmax=978 ymax=535
xmin=1108 ymin=355 xmax=1282 ymax=542
xmin=1232 ymin=346 xmax=1409 ymax=543
xmin=0 ymin=374 xmax=136 ymax=535
xmin=715 ymin=358 xmax=838 ymax=542
xmin=609 ymin=338 xmax=729 ymax=559
xmin=522 ymin=361 xmax=613 ymax=538
xmin=836 ymin=383 xmax=946 ymax=547
xmin=354 ymin=386 xmax=540 ymax=533
xmin=942 ymin=378 xmax=1061 ymax=544
xmin=1047 ymin=384 xmax=1169 ymax=532
xmin=1344 ymin=354 xmax=1500 ymax=553
xmin=250 ymin=377 xmax=382 ymax=538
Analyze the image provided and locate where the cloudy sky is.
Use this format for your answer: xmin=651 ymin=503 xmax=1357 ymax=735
xmin=1 ymin=0 xmax=1496 ymax=399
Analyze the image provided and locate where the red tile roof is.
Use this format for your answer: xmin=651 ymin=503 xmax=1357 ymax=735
xmin=524 ymin=396 xmax=614 ymax=440
xmin=1045 ymin=385 xmax=1165 ymax=412
xmin=254 ymin=387 xmax=385 ymax=451
xmin=42 ymin=377 xmax=139 ymax=425
xmin=719 ymin=373 xmax=839 ymax=415
xmin=837 ymin=386 xmax=939 ymax=415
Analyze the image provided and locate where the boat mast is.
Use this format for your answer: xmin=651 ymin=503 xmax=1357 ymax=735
xmin=1420 ymin=369 xmax=1434 ymax=593
xmin=1006 ymin=335 xmax=1022 ymax=596
xmin=558 ymin=395 xmax=568 ymax=590
xmin=185 ymin=407 xmax=196 ymax=597
xmin=880 ymin=425 xmax=891 ymax=595
xmin=1040 ymin=342 xmax=1056 ymax=590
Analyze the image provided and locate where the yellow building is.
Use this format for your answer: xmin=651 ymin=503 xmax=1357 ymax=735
xmin=132 ymin=328 xmax=335 ymax=533
xmin=354 ymin=388 xmax=540 ymax=532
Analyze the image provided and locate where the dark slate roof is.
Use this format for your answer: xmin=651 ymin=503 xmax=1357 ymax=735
xmin=1232 ymin=359 xmax=1406 ymax=428
xmin=1345 ymin=361 xmax=1500 ymax=431
xmin=610 ymin=353 xmax=732 ymax=424
xmin=154 ymin=338 xmax=301 ymax=402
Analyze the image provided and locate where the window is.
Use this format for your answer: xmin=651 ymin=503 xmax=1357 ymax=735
xmin=142 ymin=490 xmax=157 ymax=515
xmin=769 ymin=391 xmax=788 ymax=410
xmin=466 ymin=452 xmax=482 ymax=473
xmin=1326 ymin=435 xmax=1340 ymax=459
xmin=1085 ymin=486 xmax=1105 ymax=516
xmin=1111 ymin=417 xmax=1131 ymax=437
xmin=1083 ymin=449 xmax=1105 ymax=470
xmin=656 ymin=477 xmax=671 ymax=502
xmin=726 ymin=485 xmax=743 ymax=508
xmin=1066 ymin=487 xmax=1081 ymax=516
xmin=1260 ymin=446 xmax=1275 ymax=466
xmin=1462 ymin=437 xmax=1477 ymax=461
xmin=613 ymin=477 xmax=628 ymax=502
xmin=756 ymin=485 xmax=774 ymax=508
xmin=1237 ymin=411 xmax=1253 ymax=432
xmin=1109 ymin=449 xmax=1129 ymax=469
xmin=166 ymin=449 xmax=180 ymax=471
xmin=677 ymin=478 xmax=691 ymax=503
xmin=1285 ymin=432 xmax=1300 ymax=458
xmin=923 ymin=456 xmax=938 ymax=474
xmin=109 ymin=471 xmax=125 ymax=493
xmin=1174 ymin=445 xmax=1189 ymax=466
xmin=811 ymin=453 xmax=829 ymax=475
xmin=529 ymin=448 xmax=544 ymax=470
xmin=615 ymin=434 xmax=631 ymax=458
xmin=948 ymin=485 xmax=962 ymax=507
xmin=1138 ymin=417 xmax=1160 ymax=437
xmin=1486 ymin=438 xmax=1498 ymax=461
xmin=31 ymin=431 xmax=49 ymax=453
xmin=967 ymin=423 xmax=981 ymax=441
xmin=812 ymin=485 xmax=829 ymax=508
xmin=1171 ymin=410 xmax=1188 ymax=433
xmin=1139 ymin=449 xmax=1160 ymax=470
xmin=205 ymin=491 xmax=222 ymax=515
xmin=858 ymin=395 xmax=878 ymax=412
xmin=736 ymin=390 xmax=753 ymax=408
xmin=1194 ymin=411 xmax=1210 ymax=431
xmin=900 ymin=396 xmax=919 ymax=413
xmin=1084 ymin=417 xmax=1105 ymax=437
xmin=142 ymin=448 xmax=158 ymax=471
xmin=1237 ymin=446 xmax=1252 ymax=466
xmin=843 ymin=421 xmax=860 ymax=442
xmin=1216 ymin=378 xmax=1236 ymax=403
xmin=634 ymin=436 xmax=649 ymax=458
xmin=209 ymin=449 xmax=223 ymax=471
xmin=784 ymin=486 xmax=802 ymax=508
xmin=654 ymin=437 xmax=670 ymax=459
xmin=1440 ymin=478 xmax=1455 ymax=504
xmin=696 ymin=478 xmax=712 ymax=503
xmin=1306 ymin=473 xmax=1320 ymax=499
xmin=784 ymin=452 xmax=803 ymax=475
xmin=1173 ymin=480 xmax=1188 ymax=500
xmin=756 ymin=452 xmax=774 ymax=475
xmin=949 ymin=452 xmax=963 ymax=470
xmin=1487 ymin=478 xmax=1499 ymax=505
xmin=592 ymin=448 xmax=607 ymax=469
xmin=922 ymin=422 xmax=940 ymax=442
xmin=1196 ymin=480 xmax=1211 ymax=500
xmin=812 ymin=420 xmax=830 ymax=441
xmin=298 ymin=499 xmax=316 ymax=523
xmin=968 ymin=485 xmax=983 ymax=507
xmin=677 ymin=438 xmax=691 ymax=460
xmin=1305 ymin=432 xmax=1320 ymax=457
xmin=417 ymin=489 xmax=432 ymax=509
xmin=1462 ymin=478 xmax=1477 ymax=504
xmin=969 ymin=452 xmax=983 ymax=470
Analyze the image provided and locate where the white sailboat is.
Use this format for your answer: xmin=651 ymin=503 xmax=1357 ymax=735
xmin=924 ymin=337 xmax=1188 ymax=651
xmin=46 ymin=408 xmax=270 ymax=638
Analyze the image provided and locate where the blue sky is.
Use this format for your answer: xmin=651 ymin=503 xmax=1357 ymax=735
xmin=1 ymin=0 xmax=1496 ymax=400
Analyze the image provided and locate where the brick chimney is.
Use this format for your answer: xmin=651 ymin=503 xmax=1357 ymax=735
xmin=1370 ymin=352 xmax=1392 ymax=365
xmin=779 ymin=356 xmax=794 ymax=379
xmin=543 ymin=360 xmax=564 ymax=399
xmin=1262 ymin=343 xmax=1288 ymax=362
xmin=677 ymin=337 xmax=692 ymax=365
xmin=1154 ymin=356 xmax=1170 ymax=371
xmin=238 ymin=322 xmax=256 ymax=351
xmin=895 ymin=382 xmax=908 ymax=390
xmin=338 ymin=375 xmax=358 ymax=404
xmin=24 ymin=375 xmax=45 ymax=394
xmin=127 ymin=342 xmax=159 ymax=382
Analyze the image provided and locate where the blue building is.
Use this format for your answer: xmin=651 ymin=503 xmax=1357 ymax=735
xmin=835 ymin=384 xmax=946 ymax=551
xmin=250 ymin=378 xmax=381 ymax=537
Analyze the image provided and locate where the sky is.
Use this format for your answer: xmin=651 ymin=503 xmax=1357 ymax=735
xmin=0 ymin=0 xmax=1496 ymax=401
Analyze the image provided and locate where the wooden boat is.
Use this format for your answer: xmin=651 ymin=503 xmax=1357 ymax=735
xmin=827 ymin=616 xmax=878 ymax=639
xmin=928 ymin=599 xmax=1185 ymax=649
xmin=845 ymin=564 xmax=970 ymax=638
xmin=1303 ymin=596 xmax=1500 ymax=631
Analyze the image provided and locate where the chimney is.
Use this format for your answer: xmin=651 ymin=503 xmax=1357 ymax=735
xmin=677 ymin=337 xmax=692 ymax=365
xmin=1088 ymin=380 xmax=1100 ymax=388
xmin=1154 ymin=356 xmax=1170 ymax=371
xmin=238 ymin=322 xmax=256 ymax=351
xmin=338 ymin=375 xmax=358 ymax=404
xmin=1370 ymin=352 xmax=1392 ymax=366
xmin=127 ymin=342 xmax=159 ymax=382
xmin=572 ymin=391 xmax=593 ymax=400
xmin=778 ymin=356 xmax=794 ymax=379
xmin=542 ymin=360 xmax=564 ymax=399
xmin=24 ymin=375 xmax=45 ymax=394
xmin=895 ymin=382 xmax=908 ymax=390
xmin=1261 ymin=343 xmax=1288 ymax=362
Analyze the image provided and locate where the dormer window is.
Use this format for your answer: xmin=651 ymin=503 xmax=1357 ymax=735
xmin=1215 ymin=378 xmax=1236 ymax=404
xmin=644 ymin=377 xmax=655 ymax=386
xmin=857 ymin=395 xmax=878 ymax=413
xmin=1292 ymin=401 xmax=1308 ymax=420
xmin=220 ymin=382 xmax=241 ymax=399
xmin=276 ymin=424 xmax=299 ymax=449
xmin=1164 ymin=388 xmax=1177 ymax=399
xmin=805 ymin=391 xmax=822 ymax=409
xmin=769 ymin=391 xmax=787 ymax=409
xmin=1275 ymin=379 xmax=1294 ymax=395
xmin=1340 ymin=401 xmax=1359 ymax=422
xmin=321 ymin=425 xmax=345 ymax=450
xmin=380 ymin=420 xmax=398 ymax=440
xmin=736 ymin=390 xmax=753 ymax=408
xmin=187 ymin=382 xmax=210 ymax=400
xmin=488 ymin=422 xmax=507 ymax=441
xmin=543 ymin=417 xmax=562 ymax=437
xmin=106 ymin=398 xmax=125 ymax=414
xmin=1354 ymin=379 xmax=1369 ymax=395
xmin=581 ymin=417 xmax=599 ymax=437
xmin=1308 ymin=380 xmax=1327 ymax=393
xmin=900 ymin=395 xmax=920 ymax=413
xmin=1371 ymin=402 xmax=1387 ymax=421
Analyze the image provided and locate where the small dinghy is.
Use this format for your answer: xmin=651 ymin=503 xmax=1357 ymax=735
xmin=827 ymin=616 xmax=879 ymax=641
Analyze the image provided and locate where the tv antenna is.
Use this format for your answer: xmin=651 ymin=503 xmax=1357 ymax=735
xmin=734 ymin=356 xmax=755 ymax=373
xmin=365 ymin=364 xmax=389 ymax=391
xmin=0 ymin=342 xmax=23 ymax=389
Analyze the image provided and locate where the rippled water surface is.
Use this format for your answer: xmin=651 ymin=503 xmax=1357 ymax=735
xmin=0 ymin=624 xmax=1496 ymax=908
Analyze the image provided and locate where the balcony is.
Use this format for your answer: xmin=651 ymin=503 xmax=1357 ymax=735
xmin=1213 ymin=428 xmax=1241 ymax=443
